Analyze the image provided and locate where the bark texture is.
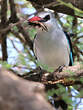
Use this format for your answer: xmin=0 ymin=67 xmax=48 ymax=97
xmin=0 ymin=68 xmax=55 ymax=110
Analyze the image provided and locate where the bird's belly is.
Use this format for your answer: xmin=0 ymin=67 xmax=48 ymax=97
xmin=34 ymin=38 xmax=69 ymax=70
xmin=38 ymin=49 xmax=68 ymax=69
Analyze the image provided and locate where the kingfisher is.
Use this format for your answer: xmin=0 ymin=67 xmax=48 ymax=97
xmin=28 ymin=9 xmax=73 ymax=71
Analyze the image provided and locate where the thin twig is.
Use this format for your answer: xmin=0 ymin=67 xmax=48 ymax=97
xmin=0 ymin=19 xmax=29 ymax=33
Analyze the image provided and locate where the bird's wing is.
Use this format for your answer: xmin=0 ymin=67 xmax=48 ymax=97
xmin=33 ymin=34 xmax=40 ymax=61
xmin=33 ymin=34 xmax=38 ymax=59
xmin=64 ymin=31 xmax=73 ymax=66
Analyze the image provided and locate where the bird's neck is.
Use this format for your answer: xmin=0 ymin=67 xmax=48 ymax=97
xmin=38 ymin=21 xmax=59 ymax=34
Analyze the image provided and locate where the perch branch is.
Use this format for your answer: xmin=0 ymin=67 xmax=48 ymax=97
xmin=22 ymin=63 xmax=83 ymax=86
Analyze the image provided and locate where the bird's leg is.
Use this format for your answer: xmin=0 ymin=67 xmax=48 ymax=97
xmin=58 ymin=65 xmax=65 ymax=72
xmin=54 ymin=65 xmax=65 ymax=73
xmin=50 ymin=65 xmax=65 ymax=81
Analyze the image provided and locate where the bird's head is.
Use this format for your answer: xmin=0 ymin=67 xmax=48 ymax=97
xmin=28 ymin=9 xmax=55 ymax=32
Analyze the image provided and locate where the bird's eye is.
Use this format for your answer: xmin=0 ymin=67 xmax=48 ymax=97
xmin=43 ymin=15 xmax=50 ymax=21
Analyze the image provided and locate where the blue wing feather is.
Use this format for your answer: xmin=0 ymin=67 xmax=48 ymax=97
xmin=64 ymin=31 xmax=73 ymax=66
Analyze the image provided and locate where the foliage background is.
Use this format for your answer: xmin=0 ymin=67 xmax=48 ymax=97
xmin=0 ymin=0 xmax=83 ymax=110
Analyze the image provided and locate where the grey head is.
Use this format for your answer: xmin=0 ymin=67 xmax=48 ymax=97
xmin=28 ymin=9 xmax=58 ymax=32
xmin=36 ymin=10 xmax=58 ymax=30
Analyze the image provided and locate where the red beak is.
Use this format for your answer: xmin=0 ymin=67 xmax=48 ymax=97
xmin=28 ymin=16 xmax=48 ymax=31
xmin=28 ymin=16 xmax=42 ymax=22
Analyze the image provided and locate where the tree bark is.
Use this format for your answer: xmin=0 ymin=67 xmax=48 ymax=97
xmin=0 ymin=0 xmax=8 ymax=61
xmin=0 ymin=68 xmax=55 ymax=110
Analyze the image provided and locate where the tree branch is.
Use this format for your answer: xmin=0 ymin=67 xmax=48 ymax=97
xmin=8 ymin=0 xmax=33 ymax=50
xmin=22 ymin=63 xmax=83 ymax=86
xmin=9 ymin=0 xmax=19 ymax=22
xmin=0 ymin=0 xmax=8 ymax=61
xmin=29 ymin=0 xmax=83 ymax=16
xmin=17 ymin=24 xmax=33 ymax=50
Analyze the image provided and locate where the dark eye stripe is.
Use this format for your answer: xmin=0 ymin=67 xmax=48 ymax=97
xmin=43 ymin=15 xmax=50 ymax=21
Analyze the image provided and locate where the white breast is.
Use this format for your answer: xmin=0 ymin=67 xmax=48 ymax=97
xmin=34 ymin=28 xmax=70 ymax=70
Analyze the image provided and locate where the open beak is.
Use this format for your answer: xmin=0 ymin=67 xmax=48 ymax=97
xmin=28 ymin=16 xmax=48 ymax=31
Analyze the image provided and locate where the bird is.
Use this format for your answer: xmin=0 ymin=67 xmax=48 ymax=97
xmin=28 ymin=9 xmax=73 ymax=71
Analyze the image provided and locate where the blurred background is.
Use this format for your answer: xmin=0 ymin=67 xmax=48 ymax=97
xmin=0 ymin=0 xmax=83 ymax=109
